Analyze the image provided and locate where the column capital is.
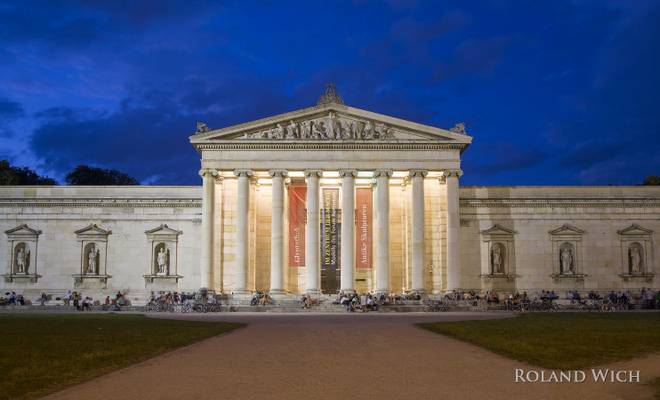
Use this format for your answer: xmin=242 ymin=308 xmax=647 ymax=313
xmin=233 ymin=169 xmax=254 ymax=178
xmin=373 ymin=169 xmax=393 ymax=178
xmin=198 ymin=168 xmax=219 ymax=178
xmin=268 ymin=169 xmax=288 ymax=178
xmin=304 ymin=169 xmax=323 ymax=178
xmin=439 ymin=169 xmax=463 ymax=181
xmin=338 ymin=169 xmax=357 ymax=178
xmin=408 ymin=169 xmax=428 ymax=178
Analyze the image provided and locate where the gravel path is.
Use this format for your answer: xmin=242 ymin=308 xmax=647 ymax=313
xmin=42 ymin=312 xmax=659 ymax=400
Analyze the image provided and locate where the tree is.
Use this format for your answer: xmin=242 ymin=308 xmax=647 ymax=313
xmin=65 ymin=165 xmax=139 ymax=185
xmin=0 ymin=160 xmax=57 ymax=185
xmin=642 ymin=175 xmax=660 ymax=186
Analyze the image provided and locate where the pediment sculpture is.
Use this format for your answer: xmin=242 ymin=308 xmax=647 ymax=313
xmin=240 ymin=112 xmax=395 ymax=141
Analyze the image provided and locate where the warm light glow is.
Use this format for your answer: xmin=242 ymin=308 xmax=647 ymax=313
xmin=390 ymin=178 xmax=404 ymax=185
xmin=254 ymin=171 xmax=270 ymax=178
xmin=288 ymin=171 xmax=305 ymax=177
xmin=322 ymin=171 xmax=339 ymax=178
xmin=427 ymin=171 xmax=443 ymax=178
xmin=355 ymin=178 xmax=373 ymax=186
xmin=320 ymin=178 xmax=340 ymax=185
xmin=392 ymin=171 xmax=407 ymax=178
xmin=357 ymin=171 xmax=373 ymax=178
xmin=257 ymin=178 xmax=272 ymax=185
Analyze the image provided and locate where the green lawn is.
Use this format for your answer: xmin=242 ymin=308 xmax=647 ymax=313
xmin=0 ymin=314 xmax=243 ymax=400
xmin=419 ymin=313 xmax=660 ymax=370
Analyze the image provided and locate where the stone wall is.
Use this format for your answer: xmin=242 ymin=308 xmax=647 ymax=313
xmin=0 ymin=186 xmax=202 ymax=303
xmin=459 ymin=186 xmax=660 ymax=292
xmin=1 ymin=184 xmax=658 ymax=301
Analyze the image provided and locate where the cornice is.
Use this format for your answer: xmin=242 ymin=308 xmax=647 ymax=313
xmin=0 ymin=198 xmax=202 ymax=208
xmin=460 ymin=198 xmax=660 ymax=208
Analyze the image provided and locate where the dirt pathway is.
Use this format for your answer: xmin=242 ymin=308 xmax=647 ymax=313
xmin=43 ymin=313 xmax=660 ymax=400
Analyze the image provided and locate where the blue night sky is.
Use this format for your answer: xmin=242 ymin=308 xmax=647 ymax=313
xmin=0 ymin=1 xmax=658 ymax=185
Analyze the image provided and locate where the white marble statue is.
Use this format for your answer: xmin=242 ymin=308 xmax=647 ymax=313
xmin=340 ymin=120 xmax=351 ymax=139
xmin=560 ymin=247 xmax=574 ymax=274
xmin=326 ymin=112 xmax=337 ymax=139
xmin=491 ymin=245 xmax=503 ymax=274
xmin=157 ymin=247 xmax=168 ymax=275
xmin=87 ymin=246 xmax=99 ymax=274
xmin=286 ymin=121 xmax=298 ymax=139
xmin=15 ymin=246 xmax=29 ymax=274
xmin=300 ymin=121 xmax=311 ymax=139
xmin=312 ymin=121 xmax=326 ymax=139
xmin=363 ymin=120 xmax=374 ymax=139
xmin=629 ymin=245 xmax=642 ymax=274
xmin=274 ymin=123 xmax=284 ymax=139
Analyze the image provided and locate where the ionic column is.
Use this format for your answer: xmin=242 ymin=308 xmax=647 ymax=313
xmin=269 ymin=169 xmax=287 ymax=294
xmin=410 ymin=169 xmax=428 ymax=292
xmin=304 ymin=170 xmax=322 ymax=294
xmin=199 ymin=168 xmax=218 ymax=289
xmin=339 ymin=169 xmax=356 ymax=293
xmin=442 ymin=169 xmax=463 ymax=290
xmin=234 ymin=169 xmax=253 ymax=294
xmin=374 ymin=170 xmax=392 ymax=293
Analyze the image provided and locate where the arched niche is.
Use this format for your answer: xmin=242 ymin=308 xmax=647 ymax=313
xmin=617 ymin=225 xmax=654 ymax=282
xmin=4 ymin=224 xmax=41 ymax=283
xmin=549 ymin=224 xmax=585 ymax=282
xmin=144 ymin=224 xmax=183 ymax=287
xmin=73 ymin=223 xmax=112 ymax=288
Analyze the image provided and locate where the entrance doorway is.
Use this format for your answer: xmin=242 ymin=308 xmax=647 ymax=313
xmin=320 ymin=188 xmax=340 ymax=294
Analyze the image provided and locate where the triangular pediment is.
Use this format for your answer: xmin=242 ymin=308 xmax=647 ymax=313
xmin=5 ymin=224 xmax=42 ymax=237
xmin=190 ymin=103 xmax=472 ymax=146
xmin=549 ymin=224 xmax=585 ymax=236
xmin=617 ymin=224 xmax=653 ymax=236
xmin=145 ymin=224 xmax=182 ymax=236
xmin=481 ymin=224 xmax=517 ymax=235
xmin=75 ymin=223 xmax=112 ymax=236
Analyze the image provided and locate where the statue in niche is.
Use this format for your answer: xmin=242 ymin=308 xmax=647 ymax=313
xmin=15 ymin=245 xmax=29 ymax=274
xmin=87 ymin=245 xmax=99 ymax=275
xmin=491 ymin=244 xmax=504 ymax=274
xmin=286 ymin=121 xmax=298 ymax=139
xmin=157 ymin=246 xmax=168 ymax=275
xmin=560 ymin=244 xmax=574 ymax=275
xmin=363 ymin=120 xmax=374 ymax=139
xmin=300 ymin=121 xmax=311 ymax=139
xmin=629 ymin=243 xmax=642 ymax=274
xmin=326 ymin=112 xmax=337 ymax=139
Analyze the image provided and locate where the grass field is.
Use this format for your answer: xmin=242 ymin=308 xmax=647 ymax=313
xmin=0 ymin=314 xmax=243 ymax=400
xmin=420 ymin=313 xmax=660 ymax=398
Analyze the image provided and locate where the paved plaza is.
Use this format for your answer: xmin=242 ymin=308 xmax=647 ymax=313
xmin=42 ymin=313 xmax=660 ymax=400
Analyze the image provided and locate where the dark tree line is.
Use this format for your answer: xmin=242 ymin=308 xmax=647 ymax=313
xmin=0 ymin=160 xmax=139 ymax=185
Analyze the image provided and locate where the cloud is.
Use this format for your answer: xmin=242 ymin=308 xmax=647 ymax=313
xmin=0 ymin=97 xmax=24 ymax=122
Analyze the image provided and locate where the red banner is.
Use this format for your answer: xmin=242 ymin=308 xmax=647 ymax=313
xmin=355 ymin=187 xmax=372 ymax=269
xmin=288 ymin=185 xmax=307 ymax=267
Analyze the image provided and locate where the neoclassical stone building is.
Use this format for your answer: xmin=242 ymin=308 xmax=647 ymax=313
xmin=2 ymin=89 xmax=659 ymax=301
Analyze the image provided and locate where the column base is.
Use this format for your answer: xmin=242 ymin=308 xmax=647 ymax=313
xmin=305 ymin=289 xmax=321 ymax=296
xmin=230 ymin=290 xmax=252 ymax=300
xmin=268 ymin=290 xmax=289 ymax=299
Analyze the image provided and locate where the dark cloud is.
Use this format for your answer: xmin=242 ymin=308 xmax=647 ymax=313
xmin=31 ymin=96 xmax=199 ymax=184
xmin=0 ymin=97 xmax=24 ymax=122
xmin=466 ymin=144 xmax=546 ymax=175
xmin=1 ymin=1 xmax=659 ymax=185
